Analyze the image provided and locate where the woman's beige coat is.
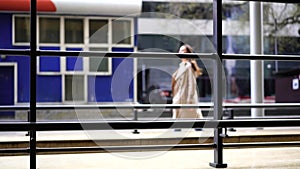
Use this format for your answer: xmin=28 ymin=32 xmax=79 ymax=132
xmin=172 ymin=61 xmax=203 ymax=119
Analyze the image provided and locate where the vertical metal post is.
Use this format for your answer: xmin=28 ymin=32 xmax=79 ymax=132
xmin=250 ymin=2 xmax=264 ymax=124
xmin=210 ymin=0 xmax=227 ymax=168
xmin=30 ymin=0 xmax=37 ymax=168
xmin=132 ymin=109 xmax=140 ymax=134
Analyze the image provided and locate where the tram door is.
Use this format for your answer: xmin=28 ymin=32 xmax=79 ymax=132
xmin=0 ymin=65 xmax=15 ymax=118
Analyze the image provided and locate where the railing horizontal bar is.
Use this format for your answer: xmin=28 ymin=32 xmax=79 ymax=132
xmin=2 ymin=103 xmax=300 ymax=111
xmin=0 ymin=49 xmax=30 ymax=56
xmin=0 ymin=119 xmax=299 ymax=131
xmin=222 ymin=54 xmax=300 ymax=61
xmin=38 ymin=50 xmax=217 ymax=59
xmin=0 ymin=49 xmax=217 ymax=59
xmin=0 ymin=148 xmax=28 ymax=154
xmin=224 ymin=103 xmax=300 ymax=108
xmin=224 ymin=141 xmax=300 ymax=148
xmin=233 ymin=0 xmax=299 ymax=3
xmin=2 ymin=49 xmax=300 ymax=61
xmin=0 ymin=104 xmax=214 ymax=110
xmin=234 ymin=116 xmax=300 ymax=120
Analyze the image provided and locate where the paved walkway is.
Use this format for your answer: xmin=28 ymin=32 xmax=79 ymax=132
xmin=0 ymin=127 xmax=300 ymax=168
xmin=0 ymin=147 xmax=299 ymax=169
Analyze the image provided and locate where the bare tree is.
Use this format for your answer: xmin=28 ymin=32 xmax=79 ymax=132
xmin=263 ymin=3 xmax=300 ymax=56
xmin=264 ymin=3 xmax=299 ymax=35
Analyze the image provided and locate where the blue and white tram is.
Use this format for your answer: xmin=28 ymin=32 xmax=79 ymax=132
xmin=0 ymin=0 xmax=142 ymax=107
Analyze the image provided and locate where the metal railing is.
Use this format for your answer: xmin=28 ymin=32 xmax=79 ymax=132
xmin=0 ymin=0 xmax=299 ymax=169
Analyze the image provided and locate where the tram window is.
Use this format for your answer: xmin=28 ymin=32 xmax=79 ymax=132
xmin=89 ymin=48 xmax=110 ymax=73
xmin=112 ymin=20 xmax=132 ymax=45
xmin=39 ymin=17 xmax=60 ymax=43
xmin=65 ymin=18 xmax=83 ymax=44
xmin=89 ymin=57 xmax=109 ymax=72
xmin=14 ymin=16 xmax=30 ymax=43
xmin=65 ymin=75 xmax=84 ymax=101
xmin=89 ymin=19 xmax=108 ymax=44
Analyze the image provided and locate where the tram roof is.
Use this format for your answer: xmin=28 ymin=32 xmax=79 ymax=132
xmin=0 ymin=0 xmax=142 ymax=16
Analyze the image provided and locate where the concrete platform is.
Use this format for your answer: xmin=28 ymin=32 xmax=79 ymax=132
xmin=0 ymin=128 xmax=300 ymax=168
xmin=0 ymin=147 xmax=299 ymax=169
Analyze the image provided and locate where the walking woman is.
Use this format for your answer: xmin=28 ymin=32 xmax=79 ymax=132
xmin=172 ymin=44 xmax=203 ymax=120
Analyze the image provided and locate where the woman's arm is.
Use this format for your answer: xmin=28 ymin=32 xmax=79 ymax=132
xmin=190 ymin=60 xmax=202 ymax=77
